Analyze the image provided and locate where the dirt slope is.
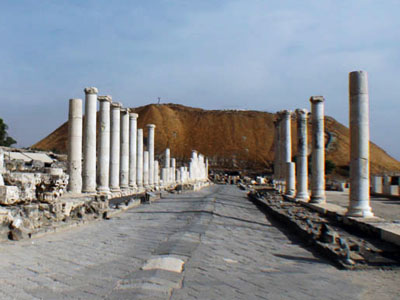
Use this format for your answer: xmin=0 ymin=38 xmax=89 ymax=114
xmin=32 ymin=103 xmax=400 ymax=174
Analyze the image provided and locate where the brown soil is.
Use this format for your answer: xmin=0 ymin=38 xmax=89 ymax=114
xmin=31 ymin=103 xmax=400 ymax=174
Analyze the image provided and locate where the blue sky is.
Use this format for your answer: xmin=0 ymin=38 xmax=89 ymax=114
xmin=1 ymin=0 xmax=400 ymax=159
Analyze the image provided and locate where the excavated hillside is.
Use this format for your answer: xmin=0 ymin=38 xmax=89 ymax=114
xmin=32 ymin=103 xmax=400 ymax=174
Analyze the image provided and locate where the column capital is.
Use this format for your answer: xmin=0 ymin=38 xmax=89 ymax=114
xmin=120 ymin=108 xmax=130 ymax=114
xmin=129 ymin=113 xmax=139 ymax=119
xmin=310 ymin=96 xmax=324 ymax=103
xmin=295 ymin=109 xmax=308 ymax=118
xmin=69 ymin=98 xmax=82 ymax=102
xmin=111 ymin=102 xmax=122 ymax=109
xmin=147 ymin=124 xmax=156 ymax=129
xmin=84 ymin=87 xmax=98 ymax=95
xmin=98 ymin=95 xmax=112 ymax=103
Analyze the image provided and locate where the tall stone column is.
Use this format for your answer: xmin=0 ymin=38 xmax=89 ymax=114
xmin=282 ymin=110 xmax=292 ymax=165
xmin=120 ymin=108 xmax=130 ymax=190
xmin=147 ymin=124 xmax=156 ymax=186
xmin=171 ymin=158 xmax=176 ymax=183
xmin=129 ymin=113 xmax=138 ymax=187
xmin=295 ymin=109 xmax=309 ymax=200
xmin=310 ymin=96 xmax=326 ymax=203
xmin=82 ymin=87 xmax=98 ymax=193
xmin=67 ymin=98 xmax=82 ymax=193
xmin=273 ymin=119 xmax=280 ymax=181
xmin=165 ymin=148 xmax=170 ymax=184
xmin=137 ymin=129 xmax=144 ymax=188
xmin=347 ymin=71 xmax=374 ymax=217
xmin=97 ymin=96 xmax=112 ymax=193
xmin=110 ymin=102 xmax=121 ymax=192
xmin=154 ymin=160 xmax=159 ymax=186
xmin=143 ymin=151 xmax=149 ymax=187
xmin=285 ymin=162 xmax=296 ymax=197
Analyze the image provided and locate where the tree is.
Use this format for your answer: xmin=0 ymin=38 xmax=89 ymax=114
xmin=0 ymin=118 xmax=16 ymax=147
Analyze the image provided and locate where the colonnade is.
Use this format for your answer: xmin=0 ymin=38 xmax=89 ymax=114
xmin=67 ymin=88 xmax=209 ymax=195
xmin=273 ymin=71 xmax=374 ymax=218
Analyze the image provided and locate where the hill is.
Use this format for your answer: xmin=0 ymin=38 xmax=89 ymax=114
xmin=32 ymin=103 xmax=400 ymax=174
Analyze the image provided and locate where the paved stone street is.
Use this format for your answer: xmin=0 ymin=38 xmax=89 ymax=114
xmin=0 ymin=185 xmax=399 ymax=299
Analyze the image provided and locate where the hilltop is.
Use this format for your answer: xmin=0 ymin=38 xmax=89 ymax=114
xmin=32 ymin=103 xmax=400 ymax=174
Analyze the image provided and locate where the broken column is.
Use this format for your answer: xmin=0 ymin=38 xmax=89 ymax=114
xmin=147 ymin=124 xmax=156 ymax=187
xmin=309 ymin=96 xmax=326 ymax=203
xmin=143 ymin=151 xmax=149 ymax=187
xmin=136 ymin=129 xmax=144 ymax=188
xmin=295 ymin=109 xmax=309 ymax=200
xmin=110 ymin=102 xmax=121 ymax=192
xmin=171 ymin=158 xmax=176 ymax=184
xmin=120 ymin=108 xmax=130 ymax=190
xmin=67 ymin=98 xmax=82 ymax=193
xmin=347 ymin=71 xmax=373 ymax=217
xmin=82 ymin=87 xmax=98 ymax=193
xmin=129 ymin=113 xmax=138 ymax=188
xmin=97 ymin=96 xmax=112 ymax=193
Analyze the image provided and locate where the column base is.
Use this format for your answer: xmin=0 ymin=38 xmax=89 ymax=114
xmin=110 ymin=187 xmax=120 ymax=192
xmin=346 ymin=207 xmax=374 ymax=218
xmin=295 ymin=192 xmax=310 ymax=201
xmin=309 ymin=195 xmax=326 ymax=204
xmin=97 ymin=186 xmax=110 ymax=193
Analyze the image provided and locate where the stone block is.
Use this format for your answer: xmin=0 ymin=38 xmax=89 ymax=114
xmin=0 ymin=186 xmax=20 ymax=205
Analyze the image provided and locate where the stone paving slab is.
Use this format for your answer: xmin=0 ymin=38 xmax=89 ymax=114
xmin=0 ymin=185 xmax=399 ymax=299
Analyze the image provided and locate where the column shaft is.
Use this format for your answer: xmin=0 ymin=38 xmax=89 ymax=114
xmin=295 ymin=109 xmax=309 ymax=200
xmin=67 ymin=98 xmax=82 ymax=193
xmin=310 ymin=96 xmax=326 ymax=203
xmin=129 ymin=113 xmax=138 ymax=187
xmin=347 ymin=71 xmax=373 ymax=217
xmin=82 ymin=87 xmax=98 ymax=192
xmin=137 ymin=129 xmax=143 ymax=187
xmin=143 ymin=151 xmax=149 ymax=187
xmin=97 ymin=96 xmax=112 ymax=192
xmin=120 ymin=108 xmax=130 ymax=189
xmin=147 ymin=124 xmax=156 ymax=186
xmin=110 ymin=102 xmax=121 ymax=192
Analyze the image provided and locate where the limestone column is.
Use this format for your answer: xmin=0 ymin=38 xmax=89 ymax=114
xmin=165 ymin=148 xmax=170 ymax=184
xmin=310 ymin=96 xmax=326 ymax=203
xmin=97 ymin=96 xmax=112 ymax=193
xmin=110 ymin=102 xmax=121 ymax=192
xmin=120 ymin=108 xmax=130 ymax=190
xmin=371 ymin=176 xmax=382 ymax=194
xmin=67 ymin=98 xmax=82 ymax=193
xmin=154 ymin=160 xmax=159 ymax=186
xmin=137 ymin=129 xmax=144 ymax=188
xmin=180 ymin=166 xmax=185 ymax=183
xmin=143 ymin=151 xmax=149 ymax=187
xmin=285 ymin=162 xmax=296 ymax=197
xmin=147 ymin=124 xmax=156 ymax=186
xmin=129 ymin=113 xmax=138 ymax=187
xmin=282 ymin=110 xmax=292 ymax=165
xmin=273 ymin=119 xmax=280 ymax=181
xmin=295 ymin=109 xmax=309 ymax=200
xmin=82 ymin=87 xmax=98 ymax=193
xmin=347 ymin=71 xmax=373 ymax=217
xmin=171 ymin=158 xmax=176 ymax=183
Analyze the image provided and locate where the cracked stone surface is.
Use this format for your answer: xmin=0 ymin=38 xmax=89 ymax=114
xmin=0 ymin=185 xmax=399 ymax=299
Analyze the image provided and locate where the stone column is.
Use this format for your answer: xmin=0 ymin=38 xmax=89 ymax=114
xmin=129 ymin=113 xmax=138 ymax=188
xmin=120 ymin=108 xmax=130 ymax=190
xmin=67 ymin=98 xmax=82 ymax=193
xmin=137 ymin=129 xmax=144 ymax=188
xmin=165 ymin=148 xmax=170 ymax=184
xmin=371 ymin=176 xmax=382 ymax=194
xmin=143 ymin=151 xmax=149 ymax=187
xmin=97 ymin=96 xmax=112 ymax=193
xmin=310 ymin=96 xmax=326 ymax=203
xmin=147 ymin=124 xmax=156 ymax=186
xmin=180 ymin=166 xmax=185 ymax=183
xmin=347 ymin=71 xmax=373 ymax=217
xmin=295 ymin=109 xmax=309 ymax=200
xmin=110 ymin=102 xmax=121 ymax=192
xmin=282 ymin=110 xmax=292 ymax=165
xmin=154 ymin=160 xmax=159 ymax=187
xmin=171 ymin=158 xmax=176 ymax=183
xmin=285 ymin=162 xmax=296 ymax=197
xmin=82 ymin=87 xmax=98 ymax=193
xmin=273 ymin=119 xmax=280 ymax=181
